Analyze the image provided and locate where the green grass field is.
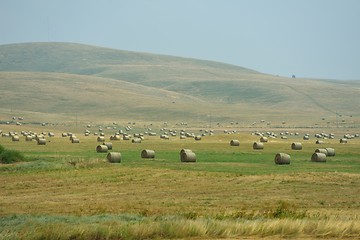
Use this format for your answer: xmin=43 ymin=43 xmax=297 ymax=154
xmin=0 ymin=123 xmax=359 ymax=239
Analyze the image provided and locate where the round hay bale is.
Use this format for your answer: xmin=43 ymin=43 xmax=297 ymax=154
xmin=62 ymin=133 xmax=67 ymax=137
xmin=315 ymin=148 xmax=327 ymax=155
xmin=160 ymin=134 xmax=169 ymax=139
xmin=303 ymin=135 xmax=310 ymax=140
xmin=316 ymin=140 xmax=324 ymax=144
xmin=274 ymin=153 xmax=291 ymax=165
xmin=111 ymin=135 xmax=121 ymax=141
xmin=291 ymin=142 xmax=302 ymax=150
xmin=96 ymin=144 xmax=108 ymax=153
xmin=107 ymin=152 xmax=121 ymax=163
xmin=71 ymin=138 xmax=80 ymax=143
xmin=37 ymin=138 xmax=46 ymax=145
xmin=195 ymin=135 xmax=202 ymax=141
xmin=180 ymin=151 xmax=196 ymax=162
xmin=180 ymin=149 xmax=193 ymax=155
xmin=12 ymin=135 xmax=20 ymax=141
xmin=253 ymin=142 xmax=264 ymax=150
xmin=311 ymin=152 xmax=327 ymax=162
xmin=141 ymin=149 xmax=155 ymax=159
xmin=230 ymin=139 xmax=240 ymax=146
xmin=123 ymin=135 xmax=130 ymax=140
xmin=260 ymin=136 xmax=268 ymax=143
xmin=25 ymin=135 xmax=33 ymax=141
xmin=180 ymin=135 xmax=186 ymax=139
xmin=340 ymin=138 xmax=348 ymax=144
xmin=70 ymin=135 xmax=77 ymax=141
xmin=325 ymin=147 xmax=335 ymax=157
xmin=132 ymin=138 xmax=141 ymax=143
xmin=35 ymin=134 xmax=45 ymax=141
xmin=102 ymin=142 xmax=112 ymax=150
xmin=97 ymin=136 xmax=105 ymax=142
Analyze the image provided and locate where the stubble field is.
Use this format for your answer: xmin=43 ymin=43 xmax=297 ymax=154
xmin=0 ymin=124 xmax=359 ymax=239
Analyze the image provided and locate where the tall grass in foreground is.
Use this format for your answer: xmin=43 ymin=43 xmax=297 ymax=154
xmin=1 ymin=214 xmax=359 ymax=240
xmin=0 ymin=144 xmax=25 ymax=164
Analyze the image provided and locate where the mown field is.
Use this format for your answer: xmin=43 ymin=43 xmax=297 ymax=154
xmin=0 ymin=123 xmax=360 ymax=239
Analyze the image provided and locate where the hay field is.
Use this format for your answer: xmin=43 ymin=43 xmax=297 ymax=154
xmin=1 ymin=42 xmax=360 ymax=239
xmin=0 ymin=123 xmax=359 ymax=239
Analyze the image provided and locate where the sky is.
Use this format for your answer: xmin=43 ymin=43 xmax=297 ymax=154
xmin=1 ymin=0 xmax=360 ymax=80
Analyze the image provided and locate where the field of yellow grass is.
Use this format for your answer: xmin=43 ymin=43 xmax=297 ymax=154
xmin=0 ymin=123 xmax=359 ymax=239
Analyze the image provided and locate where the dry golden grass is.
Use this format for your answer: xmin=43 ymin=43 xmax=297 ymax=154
xmin=1 ymin=166 xmax=360 ymax=217
xmin=1 ymin=43 xmax=360 ymax=126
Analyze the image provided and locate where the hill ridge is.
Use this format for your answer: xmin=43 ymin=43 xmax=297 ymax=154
xmin=0 ymin=42 xmax=258 ymax=76
xmin=0 ymin=42 xmax=359 ymax=126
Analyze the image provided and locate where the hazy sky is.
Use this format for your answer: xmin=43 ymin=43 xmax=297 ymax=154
xmin=1 ymin=0 xmax=360 ymax=80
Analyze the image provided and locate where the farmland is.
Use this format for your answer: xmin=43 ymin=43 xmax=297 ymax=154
xmin=0 ymin=42 xmax=359 ymax=239
xmin=0 ymin=122 xmax=359 ymax=239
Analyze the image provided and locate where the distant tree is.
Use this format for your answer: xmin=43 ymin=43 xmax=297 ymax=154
xmin=292 ymin=75 xmax=296 ymax=78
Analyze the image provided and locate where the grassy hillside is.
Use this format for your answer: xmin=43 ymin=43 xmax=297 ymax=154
xmin=0 ymin=42 xmax=359 ymax=126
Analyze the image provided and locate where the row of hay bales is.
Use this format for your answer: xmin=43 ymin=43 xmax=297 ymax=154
xmin=230 ymin=138 xmax=342 ymax=152
xmin=2 ymin=130 xmax=54 ymax=139
xmin=343 ymin=133 xmax=359 ymax=139
xmin=252 ymin=131 xmax=298 ymax=139
xmin=100 ymin=148 xmax=194 ymax=163
xmin=84 ymin=125 xmax=360 ymax=144
xmin=96 ymin=134 xmax=144 ymax=142
xmin=86 ymin=126 xmax=215 ymax=141
xmin=252 ymin=130 xmax=360 ymax=142
xmin=1 ymin=130 xmax=49 ymax=145
xmin=229 ymin=139 xmax=336 ymax=164
xmin=274 ymin=147 xmax=336 ymax=165
xmin=4 ymin=130 xmax=84 ymax=145
xmin=99 ymin=141 xmax=327 ymax=164
xmin=94 ymin=128 xmax=210 ymax=142
xmin=314 ymin=133 xmax=335 ymax=139
xmin=102 ymin=147 xmax=335 ymax=165
xmin=230 ymin=139 xmax=265 ymax=149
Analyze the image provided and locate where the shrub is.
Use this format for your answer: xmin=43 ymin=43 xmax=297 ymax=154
xmin=0 ymin=148 xmax=25 ymax=164
xmin=266 ymin=201 xmax=307 ymax=219
xmin=0 ymin=144 xmax=5 ymax=154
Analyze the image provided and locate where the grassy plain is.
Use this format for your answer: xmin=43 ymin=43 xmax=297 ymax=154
xmin=0 ymin=123 xmax=359 ymax=239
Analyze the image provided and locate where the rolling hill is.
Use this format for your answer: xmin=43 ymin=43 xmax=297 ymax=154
xmin=0 ymin=42 xmax=359 ymax=127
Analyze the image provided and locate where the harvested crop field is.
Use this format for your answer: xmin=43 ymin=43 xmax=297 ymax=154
xmin=0 ymin=124 xmax=360 ymax=239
